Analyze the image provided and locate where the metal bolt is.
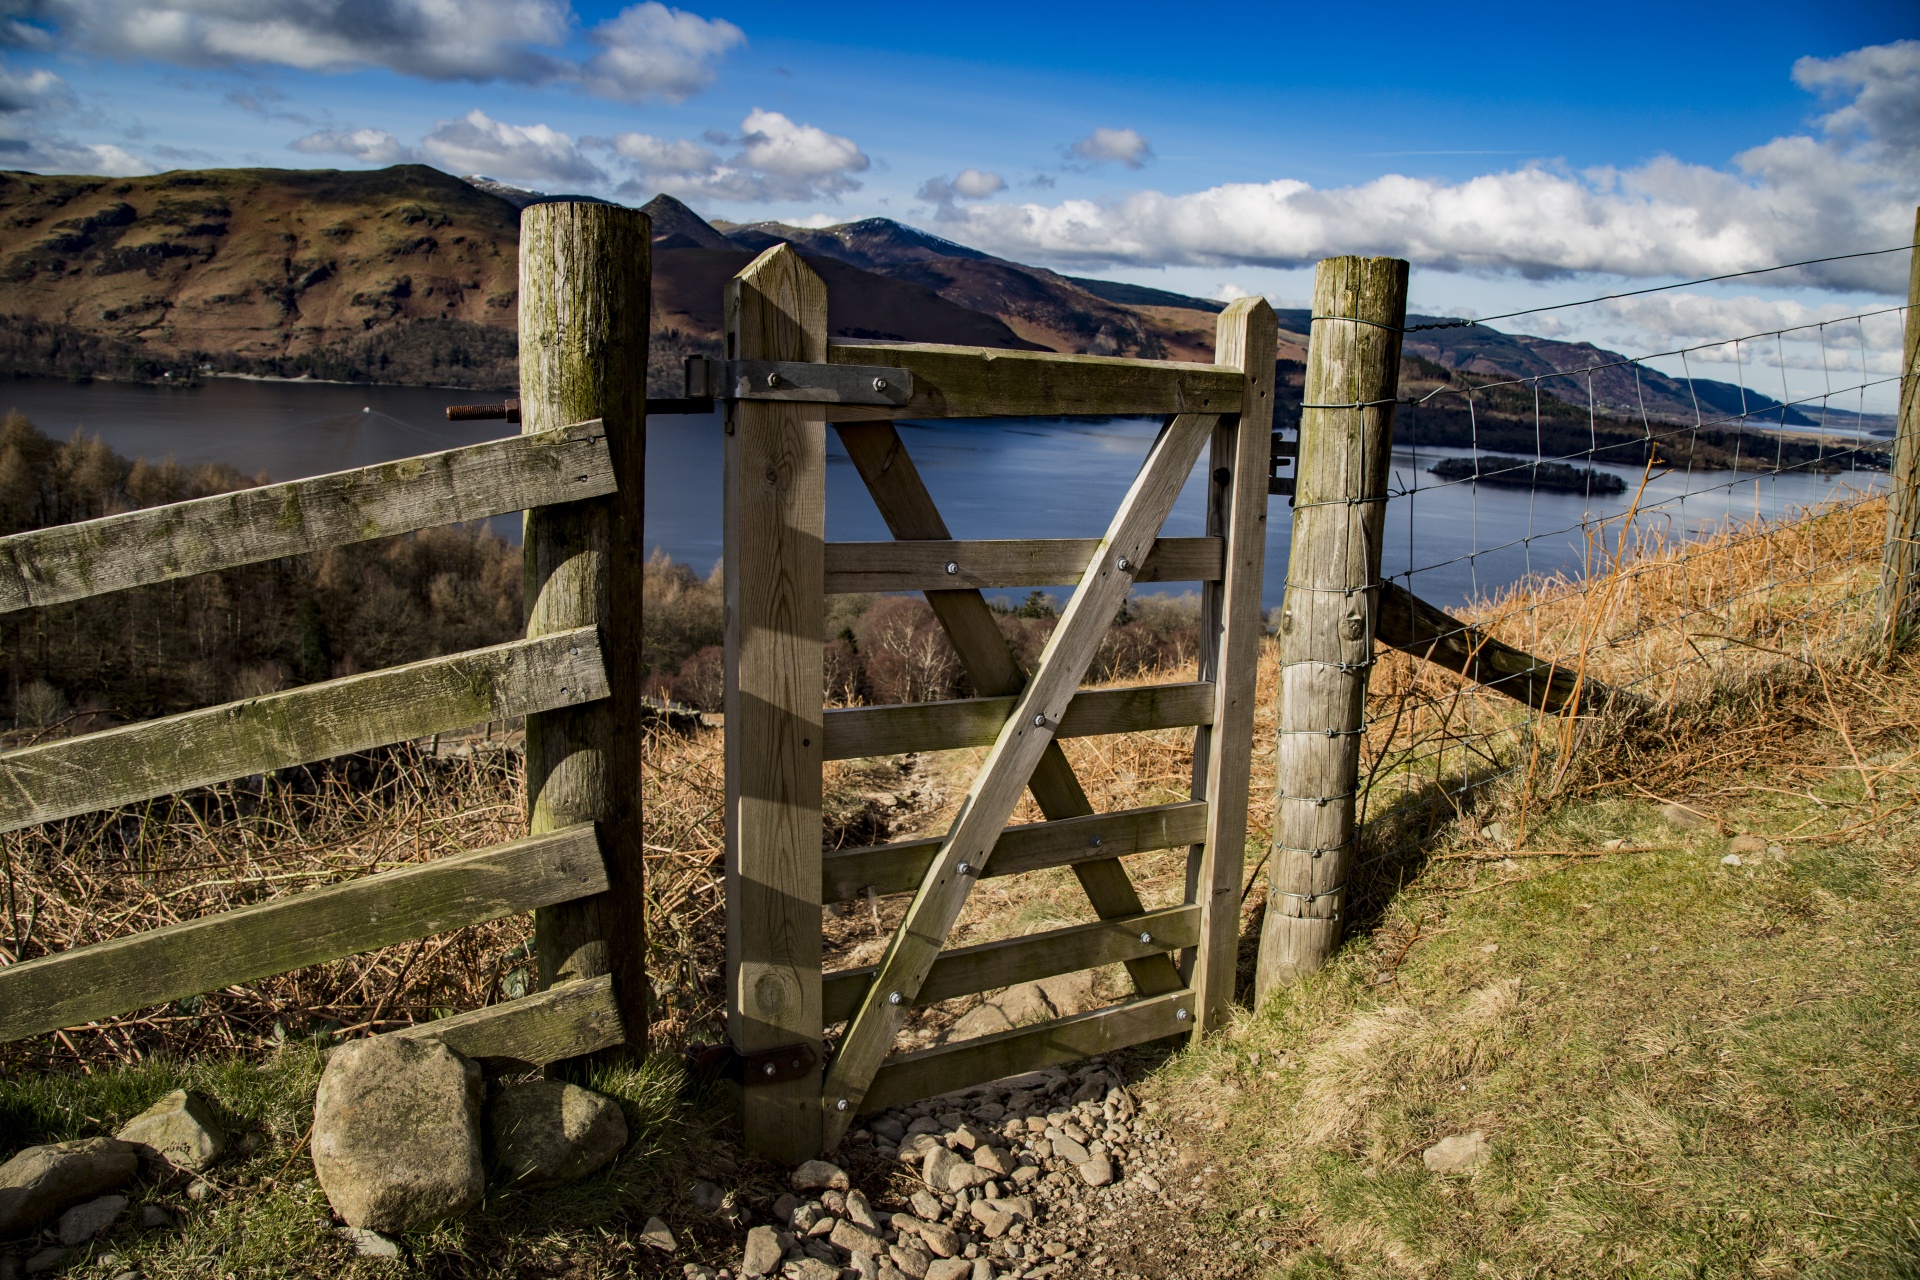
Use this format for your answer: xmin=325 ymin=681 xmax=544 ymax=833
xmin=1115 ymin=555 xmax=1133 ymax=573
xmin=766 ymin=371 xmax=781 ymax=388
xmin=1032 ymin=713 xmax=1046 ymax=727
xmin=957 ymin=861 xmax=974 ymax=876
xmin=559 ymin=687 xmax=568 ymax=697
xmin=836 ymin=1098 xmax=850 ymax=1112
xmin=1089 ymin=835 xmax=1102 ymax=848
xmin=873 ymin=376 xmax=889 ymax=392
xmin=1174 ymin=1007 xmax=1191 ymax=1022
xmin=763 ymin=1062 xmax=777 ymax=1077
xmin=945 ymin=561 xmax=959 ymax=575
xmin=888 ymin=990 xmax=903 ymax=1005
xmin=1139 ymin=931 xmax=1153 ymax=944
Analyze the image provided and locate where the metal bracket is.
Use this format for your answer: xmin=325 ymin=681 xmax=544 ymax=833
xmin=685 ymin=357 xmax=913 ymax=407
xmin=1270 ymin=428 xmax=1298 ymax=497
xmin=685 ymin=1040 xmax=819 ymax=1085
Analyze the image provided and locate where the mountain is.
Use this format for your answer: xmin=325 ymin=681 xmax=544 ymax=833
xmin=461 ymin=176 xmax=614 ymax=210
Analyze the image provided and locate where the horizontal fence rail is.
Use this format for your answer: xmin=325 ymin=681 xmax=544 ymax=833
xmin=394 ymin=973 xmax=625 ymax=1067
xmin=823 ymin=681 xmax=1214 ymax=760
xmin=825 ymin=536 xmax=1223 ymax=594
xmin=0 ymin=825 xmax=606 ymax=1044
xmin=862 ymin=989 xmax=1196 ymax=1113
xmin=0 ymin=421 xmax=612 ymax=613
xmin=822 ymin=800 xmax=1209 ymax=902
xmin=823 ymin=342 xmax=1246 ymax=420
xmin=0 ymin=628 xmax=607 ymax=833
xmin=821 ymin=904 xmax=1199 ymax=1024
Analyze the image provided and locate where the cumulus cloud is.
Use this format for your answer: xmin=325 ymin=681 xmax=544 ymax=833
xmin=944 ymin=42 xmax=1917 ymax=295
xmin=423 ymin=109 xmax=606 ymax=186
xmin=1069 ymin=127 xmax=1151 ymax=168
xmin=919 ymin=167 xmax=1006 ymax=207
xmin=604 ymin=108 xmax=868 ymax=203
xmin=12 ymin=0 xmax=741 ymax=100
xmin=290 ymin=127 xmax=420 ymax=165
xmin=0 ymin=64 xmax=71 ymax=113
xmin=0 ymin=59 xmax=148 ymax=173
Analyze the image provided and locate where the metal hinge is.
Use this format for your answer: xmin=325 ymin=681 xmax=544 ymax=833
xmin=685 ymin=357 xmax=913 ymax=407
xmin=685 ymin=1040 xmax=819 ymax=1085
xmin=1270 ymin=428 xmax=1298 ymax=498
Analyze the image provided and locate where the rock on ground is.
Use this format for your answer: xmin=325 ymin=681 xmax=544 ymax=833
xmin=740 ymin=1224 xmax=783 ymax=1277
xmin=338 ymin=1227 xmax=402 ymax=1258
xmin=487 ymin=1080 xmax=627 ymax=1191
xmin=1423 ymin=1130 xmax=1490 ymax=1173
xmin=789 ymin=1159 xmax=850 ymax=1191
xmin=0 ymin=1139 xmax=139 ymax=1236
xmin=947 ymin=973 xmax=1100 ymax=1042
xmin=641 ymin=1215 xmax=677 ymax=1252
xmin=311 ymin=1035 xmax=484 ymax=1232
xmin=55 ymin=1194 xmax=126 ymax=1245
xmin=115 ymin=1090 xmax=226 ymax=1174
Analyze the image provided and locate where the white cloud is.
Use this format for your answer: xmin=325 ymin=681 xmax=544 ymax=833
xmin=0 ymin=59 xmax=149 ymax=173
xmin=919 ymin=167 xmax=1006 ymax=207
xmin=290 ymin=127 xmax=419 ymax=165
xmin=1070 ymin=127 xmax=1151 ymax=168
xmin=581 ymin=2 xmax=744 ymax=102
xmin=422 ymin=109 xmax=606 ymax=187
xmin=0 ymin=64 xmax=72 ymax=113
xmin=943 ymin=41 xmax=1917 ymax=295
xmin=606 ymin=108 xmax=868 ymax=203
xmin=12 ymin=0 xmax=742 ymax=99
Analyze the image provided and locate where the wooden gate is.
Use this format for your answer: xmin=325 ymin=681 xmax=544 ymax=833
xmin=720 ymin=245 xmax=1277 ymax=1158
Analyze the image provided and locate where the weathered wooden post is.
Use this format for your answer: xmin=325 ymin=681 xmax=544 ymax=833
xmin=724 ymin=245 xmax=828 ymax=1161
xmin=1187 ymin=297 xmax=1277 ymax=1032
xmin=520 ymin=202 xmax=652 ymax=1057
xmin=1255 ymin=255 xmax=1408 ymax=1006
xmin=1877 ymin=206 xmax=1920 ymax=658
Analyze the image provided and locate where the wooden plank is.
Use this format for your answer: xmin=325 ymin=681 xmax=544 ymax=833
xmin=1256 ymin=257 xmax=1409 ymax=1006
xmin=725 ymin=244 xmax=829 ymax=1162
xmin=1186 ymin=299 xmax=1278 ymax=1034
xmin=823 ymin=681 xmax=1214 ymax=761
xmin=824 ymin=537 xmax=1222 ymax=594
xmin=823 ymin=800 xmax=1209 ymax=902
xmin=1880 ymin=204 xmax=1920 ymax=656
xmin=834 ymin=423 xmax=1185 ymax=1004
xmin=822 ymin=905 xmax=1199 ymax=1024
xmin=1376 ymin=581 xmax=1620 ymax=714
xmin=0 ymin=826 xmax=606 ymax=1045
xmin=825 ymin=342 xmax=1245 ymax=420
xmin=0 ymin=423 xmax=614 ymax=614
xmin=395 ymin=973 xmax=625 ymax=1066
xmin=821 ymin=412 xmax=1217 ymax=1144
xmin=519 ymin=202 xmax=653 ymax=1058
xmin=862 ymin=990 xmax=1194 ymax=1114
xmin=0 ymin=628 xmax=605 ymax=835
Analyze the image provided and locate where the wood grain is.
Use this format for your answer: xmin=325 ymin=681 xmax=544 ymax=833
xmin=1186 ymin=298 xmax=1278 ymax=1033
xmin=0 ymin=826 xmax=606 ymax=1044
xmin=519 ymin=202 xmax=652 ymax=1054
xmin=396 ymin=972 xmax=625 ymax=1066
xmin=0 ymin=628 xmax=605 ymax=834
xmin=725 ymin=244 xmax=829 ymax=1161
xmin=822 ymin=682 xmax=1214 ymax=760
xmin=824 ymin=342 xmax=1244 ymax=420
xmin=820 ymin=412 xmax=1216 ymax=1144
xmin=1879 ymin=205 xmax=1920 ymax=656
xmin=1255 ymin=257 xmax=1408 ymax=1005
xmin=824 ymin=537 xmax=1221 ymax=594
xmin=0 ymin=423 xmax=613 ymax=614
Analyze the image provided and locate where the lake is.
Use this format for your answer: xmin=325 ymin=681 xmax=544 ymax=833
xmin=2 ymin=376 xmax=1886 ymax=609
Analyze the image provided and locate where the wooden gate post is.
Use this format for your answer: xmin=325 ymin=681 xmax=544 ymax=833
xmin=1254 ymin=256 xmax=1408 ymax=1006
xmin=724 ymin=245 xmax=828 ymax=1161
xmin=520 ymin=202 xmax=652 ymax=1056
xmin=1187 ymin=297 xmax=1277 ymax=1031
xmin=1878 ymin=206 xmax=1920 ymax=658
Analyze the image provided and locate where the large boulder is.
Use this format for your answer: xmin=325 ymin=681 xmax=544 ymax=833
xmin=116 ymin=1090 xmax=226 ymax=1173
xmin=486 ymin=1081 xmax=627 ymax=1191
xmin=311 ymin=1035 xmax=484 ymax=1232
xmin=0 ymin=1139 xmax=139 ymax=1236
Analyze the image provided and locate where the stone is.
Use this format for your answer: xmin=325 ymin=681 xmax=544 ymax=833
xmin=847 ymin=1189 xmax=879 ymax=1230
xmin=790 ymin=1159 xmax=850 ymax=1192
xmin=985 ymin=1196 xmax=1033 ymax=1222
xmin=139 ymin=1203 xmax=176 ymax=1229
xmin=972 ymin=1146 xmax=1013 ymax=1176
xmin=1422 ymin=1130 xmax=1489 ymax=1174
xmin=945 ymin=1162 xmax=994 ymax=1191
xmin=0 ymin=1255 xmax=17 ymax=1280
xmin=116 ymin=1090 xmax=226 ymax=1173
xmin=948 ymin=1125 xmax=984 ymax=1152
xmin=488 ymin=1080 xmax=628 ymax=1191
xmin=948 ymin=974 xmax=1097 ymax=1042
xmin=742 ymin=1224 xmax=784 ymax=1277
xmin=898 ymin=1133 xmax=941 ymax=1165
xmin=184 ymin=1179 xmax=212 ymax=1203
xmin=830 ymin=1219 xmax=886 ymax=1257
xmin=642 ymin=1216 xmax=677 ymax=1253
xmin=1661 ymin=802 xmax=1706 ymax=829
xmin=1077 ymin=1154 xmax=1115 ymax=1187
xmin=969 ymin=1204 xmax=1014 ymax=1239
xmin=1728 ymin=834 xmax=1768 ymax=856
xmin=1721 ymin=853 xmax=1743 ymax=867
xmin=311 ymin=1034 xmax=484 ymax=1232
xmin=1047 ymin=1133 xmax=1089 ymax=1166
xmin=785 ymin=1260 xmax=838 ymax=1280
xmin=908 ymin=1189 xmax=942 ymax=1220
xmin=1010 ymin=1165 xmax=1040 ymax=1187
xmin=904 ymin=1216 xmax=959 ymax=1257
xmin=871 ymin=1116 xmax=906 ymax=1144
xmin=22 ymin=1249 xmax=66 ymax=1277
xmin=690 ymin=1179 xmax=728 ymax=1216
xmin=971 ymin=1261 xmax=994 ymax=1280
xmin=850 ymin=1253 xmax=881 ymax=1280
xmin=922 ymin=1146 xmax=964 ymax=1190
xmin=926 ymin=1261 xmax=971 ymax=1280
xmin=806 ymin=1213 xmax=836 ymax=1238
xmin=339 ymin=1226 xmax=402 ymax=1258
xmin=878 ymin=1269 xmax=910 ymax=1280
xmin=0 ymin=1139 xmax=139 ymax=1236
xmin=1134 ymin=1171 xmax=1162 ymax=1193
xmin=55 ymin=1194 xmax=127 ymax=1245
xmin=772 ymin=1191 xmax=800 ymax=1224
xmin=684 ymin=1266 xmax=721 ymax=1280
xmin=792 ymin=1203 xmax=824 ymax=1232
xmin=889 ymin=1244 xmax=932 ymax=1279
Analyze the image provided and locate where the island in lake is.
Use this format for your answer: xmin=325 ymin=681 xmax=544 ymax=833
xmin=1430 ymin=454 xmax=1628 ymax=495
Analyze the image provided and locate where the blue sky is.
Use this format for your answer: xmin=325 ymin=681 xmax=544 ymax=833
xmin=2 ymin=1 xmax=1916 ymax=407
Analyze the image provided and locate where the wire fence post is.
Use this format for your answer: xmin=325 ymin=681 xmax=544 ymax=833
xmin=521 ymin=201 xmax=653 ymax=1063
xmin=1878 ymin=206 xmax=1920 ymax=658
xmin=1255 ymin=255 xmax=1408 ymax=1006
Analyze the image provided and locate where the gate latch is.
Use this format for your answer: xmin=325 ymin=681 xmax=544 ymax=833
xmin=1270 ymin=429 xmax=1299 ymax=498
xmin=685 ymin=357 xmax=913 ymax=407
xmin=686 ymin=1040 xmax=819 ymax=1085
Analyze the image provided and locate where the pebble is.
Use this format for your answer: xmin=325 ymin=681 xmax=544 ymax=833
xmin=1423 ymin=1130 xmax=1490 ymax=1174
xmin=642 ymin=1215 xmax=678 ymax=1253
xmin=337 ymin=1227 xmax=401 ymax=1258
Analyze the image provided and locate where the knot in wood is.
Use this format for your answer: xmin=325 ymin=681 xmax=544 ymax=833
xmin=1343 ymin=615 xmax=1365 ymax=641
